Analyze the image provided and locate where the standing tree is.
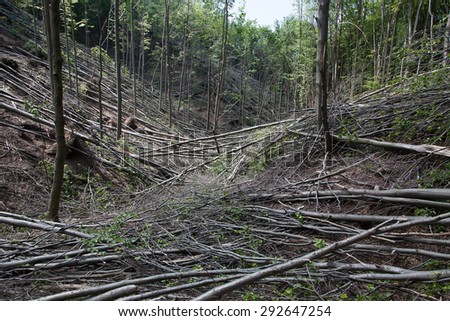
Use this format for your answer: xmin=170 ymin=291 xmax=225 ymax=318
xmin=444 ymin=12 xmax=450 ymax=66
xmin=316 ymin=0 xmax=332 ymax=157
xmin=213 ymin=0 xmax=230 ymax=132
xmin=130 ymin=0 xmax=137 ymax=113
xmin=115 ymin=0 xmax=123 ymax=140
xmin=163 ymin=0 xmax=173 ymax=128
xmin=43 ymin=0 xmax=65 ymax=221
xmin=178 ymin=0 xmax=191 ymax=113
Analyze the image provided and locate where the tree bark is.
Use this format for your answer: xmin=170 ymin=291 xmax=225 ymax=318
xmin=61 ymin=0 xmax=72 ymax=88
xmin=315 ymin=0 xmax=332 ymax=156
xmin=97 ymin=0 xmax=106 ymax=139
xmin=115 ymin=0 xmax=123 ymax=140
xmin=445 ymin=12 xmax=450 ymax=66
xmin=130 ymin=0 xmax=136 ymax=113
xmin=178 ymin=0 xmax=191 ymax=112
xmin=206 ymin=39 xmax=212 ymax=131
xmin=164 ymin=0 xmax=172 ymax=128
xmin=43 ymin=0 xmax=65 ymax=222
xmin=68 ymin=1 xmax=80 ymax=105
xmin=213 ymin=0 xmax=229 ymax=132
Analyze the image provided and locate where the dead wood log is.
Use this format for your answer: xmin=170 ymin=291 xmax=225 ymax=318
xmin=288 ymin=128 xmax=450 ymax=158
xmin=248 ymin=188 xmax=450 ymax=209
xmin=36 ymin=269 xmax=250 ymax=301
xmin=0 ymin=211 xmax=91 ymax=239
xmin=193 ymin=212 xmax=450 ymax=300
xmin=87 ymin=285 xmax=139 ymax=301
xmin=350 ymin=269 xmax=450 ymax=281
xmin=245 ymin=205 xmax=450 ymax=225
xmin=334 ymin=135 xmax=450 ymax=158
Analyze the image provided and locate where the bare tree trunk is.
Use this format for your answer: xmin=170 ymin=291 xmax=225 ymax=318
xmin=213 ymin=0 xmax=229 ymax=132
xmin=350 ymin=0 xmax=362 ymax=99
xmin=84 ymin=0 xmax=89 ymax=47
xmin=372 ymin=0 xmax=378 ymax=80
xmin=130 ymin=0 xmax=136 ymax=113
xmin=159 ymin=3 xmax=166 ymax=112
xmin=32 ymin=0 xmax=38 ymax=54
xmin=97 ymin=0 xmax=106 ymax=139
xmin=413 ymin=0 xmax=423 ymax=38
xmin=428 ymin=0 xmax=434 ymax=60
xmin=444 ymin=12 xmax=450 ymax=66
xmin=206 ymin=40 xmax=212 ymax=131
xmin=385 ymin=6 xmax=399 ymax=80
xmin=61 ymin=0 xmax=72 ymax=88
xmin=164 ymin=0 xmax=172 ymax=128
xmin=115 ymin=0 xmax=123 ymax=140
xmin=316 ymin=0 xmax=332 ymax=156
xmin=331 ymin=0 xmax=341 ymax=97
xmin=68 ymin=1 xmax=80 ymax=105
xmin=44 ymin=0 xmax=65 ymax=222
xmin=140 ymin=0 xmax=146 ymax=104
xmin=178 ymin=0 xmax=190 ymax=112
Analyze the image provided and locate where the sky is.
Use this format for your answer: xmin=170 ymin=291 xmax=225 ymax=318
xmin=232 ymin=0 xmax=296 ymax=27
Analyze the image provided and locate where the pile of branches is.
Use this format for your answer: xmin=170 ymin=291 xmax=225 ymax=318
xmin=1 ymin=187 xmax=449 ymax=300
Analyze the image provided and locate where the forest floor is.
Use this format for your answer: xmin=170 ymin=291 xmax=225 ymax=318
xmin=1 ymin=1 xmax=450 ymax=301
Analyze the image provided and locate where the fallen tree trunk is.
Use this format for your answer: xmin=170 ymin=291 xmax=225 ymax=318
xmin=194 ymin=212 xmax=450 ymax=300
xmin=288 ymin=128 xmax=450 ymax=158
xmin=248 ymin=188 xmax=450 ymax=209
xmin=334 ymin=134 xmax=450 ymax=158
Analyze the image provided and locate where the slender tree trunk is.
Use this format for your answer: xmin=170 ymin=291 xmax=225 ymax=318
xmin=206 ymin=39 xmax=212 ymax=131
xmin=372 ymin=0 xmax=378 ymax=80
xmin=428 ymin=0 xmax=434 ymax=62
xmin=33 ymin=0 xmax=38 ymax=54
xmin=141 ymin=0 xmax=146 ymax=104
xmin=68 ymin=1 xmax=79 ymax=105
xmin=44 ymin=0 xmax=65 ymax=222
xmin=97 ymin=0 xmax=106 ymax=139
xmin=84 ymin=0 xmax=89 ymax=47
xmin=164 ymin=0 xmax=172 ymax=128
xmin=115 ymin=0 xmax=123 ymax=140
xmin=295 ymin=0 xmax=303 ymax=110
xmin=385 ymin=6 xmax=399 ymax=81
xmin=130 ymin=0 xmax=136 ymax=113
xmin=61 ymin=0 xmax=72 ymax=88
xmin=316 ymin=0 xmax=332 ymax=156
xmin=381 ymin=19 xmax=391 ymax=84
xmin=213 ymin=0 xmax=229 ymax=132
xmin=350 ymin=0 xmax=362 ymax=99
xmin=239 ymin=59 xmax=246 ymax=127
xmin=159 ymin=4 xmax=166 ymax=112
xmin=178 ymin=0 xmax=190 ymax=112
xmin=331 ymin=0 xmax=341 ymax=97
xmin=413 ymin=0 xmax=423 ymax=39
xmin=444 ymin=12 xmax=450 ymax=66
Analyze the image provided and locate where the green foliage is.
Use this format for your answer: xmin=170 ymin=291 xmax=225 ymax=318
xmin=38 ymin=160 xmax=78 ymax=198
xmin=419 ymin=282 xmax=450 ymax=298
xmin=90 ymin=46 xmax=114 ymax=67
xmin=242 ymin=290 xmax=261 ymax=301
xmin=209 ymin=154 xmax=230 ymax=175
xmin=24 ymin=99 xmax=41 ymax=117
xmin=413 ymin=208 xmax=436 ymax=217
xmin=84 ymin=212 xmax=136 ymax=250
xmin=423 ymin=260 xmax=450 ymax=271
xmin=224 ymin=205 xmax=244 ymax=220
xmin=314 ymin=238 xmax=326 ymax=249
xmin=248 ymin=154 xmax=266 ymax=174
xmin=355 ymin=283 xmax=393 ymax=301
xmin=294 ymin=212 xmax=304 ymax=224
xmin=418 ymin=162 xmax=450 ymax=188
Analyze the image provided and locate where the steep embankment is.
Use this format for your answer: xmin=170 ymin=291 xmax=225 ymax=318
xmin=1 ymin=1 xmax=450 ymax=301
